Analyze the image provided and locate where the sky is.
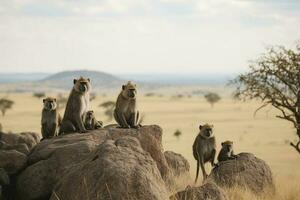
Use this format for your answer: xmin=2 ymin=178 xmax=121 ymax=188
xmin=0 ymin=0 xmax=299 ymax=74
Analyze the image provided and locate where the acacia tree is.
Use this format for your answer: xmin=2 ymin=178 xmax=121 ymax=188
xmin=99 ymin=101 xmax=116 ymax=121
xmin=33 ymin=92 xmax=45 ymax=99
xmin=0 ymin=98 xmax=14 ymax=116
xmin=232 ymin=43 xmax=300 ymax=154
xmin=204 ymin=92 xmax=221 ymax=108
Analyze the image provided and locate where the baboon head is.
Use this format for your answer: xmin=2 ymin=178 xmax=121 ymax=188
xmin=86 ymin=110 xmax=94 ymax=119
xmin=73 ymin=77 xmax=91 ymax=93
xmin=199 ymin=124 xmax=214 ymax=138
xmin=221 ymin=140 xmax=233 ymax=152
xmin=43 ymin=97 xmax=57 ymax=110
xmin=121 ymin=81 xmax=137 ymax=99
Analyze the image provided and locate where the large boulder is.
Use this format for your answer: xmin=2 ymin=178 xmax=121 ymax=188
xmin=164 ymin=151 xmax=192 ymax=191
xmin=0 ymin=168 xmax=9 ymax=186
xmin=0 ymin=141 xmax=30 ymax=155
xmin=170 ymin=182 xmax=228 ymax=200
xmin=16 ymin=125 xmax=172 ymax=200
xmin=16 ymin=131 xmax=107 ymax=200
xmin=106 ymin=125 xmax=170 ymax=180
xmin=208 ymin=153 xmax=275 ymax=194
xmin=0 ymin=150 xmax=27 ymax=175
xmin=50 ymin=137 xmax=169 ymax=200
xmin=0 ymin=132 xmax=40 ymax=151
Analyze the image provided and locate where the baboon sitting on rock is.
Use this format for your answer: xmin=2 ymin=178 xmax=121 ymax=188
xmin=59 ymin=77 xmax=91 ymax=134
xmin=114 ymin=81 xmax=141 ymax=129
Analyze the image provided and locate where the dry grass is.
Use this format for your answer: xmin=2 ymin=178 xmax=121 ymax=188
xmin=225 ymin=176 xmax=300 ymax=200
xmin=1 ymin=89 xmax=300 ymax=199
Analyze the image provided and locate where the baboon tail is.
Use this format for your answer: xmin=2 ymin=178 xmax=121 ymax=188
xmin=195 ymin=159 xmax=200 ymax=184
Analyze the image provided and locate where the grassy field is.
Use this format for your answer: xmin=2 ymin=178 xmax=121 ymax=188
xmin=1 ymin=91 xmax=300 ymax=199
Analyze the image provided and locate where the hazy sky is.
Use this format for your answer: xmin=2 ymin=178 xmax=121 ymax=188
xmin=0 ymin=0 xmax=299 ymax=74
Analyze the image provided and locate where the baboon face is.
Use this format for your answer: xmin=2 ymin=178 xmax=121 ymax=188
xmin=86 ymin=110 xmax=94 ymax=119
xmin=73 ymin=77 xmax=91 ymax=93
xmin=43 ymin=97 xmax=57 ymax=110
xmin=221 ymin=141 xmax=233 ymax=152
xmin=122 ymin=81 xmax=137 ymax=99
xmin=199 ymin=124 xmax=214 ymax=138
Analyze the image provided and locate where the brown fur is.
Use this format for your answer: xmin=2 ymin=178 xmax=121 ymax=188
xmin=84 ymin=110 xmax=103 ymax=130
xmin=217 ymin=140 xmax=237 ymax=162
xmin=192 ymin=124 xmax=216 ymax=183
xmin=41 ymin=97 xmax=61 ymax=140
xmin=114 ymin=81 xmax=140 ymax=128
xmin=59 ymin=77 xmax=91 ymax=134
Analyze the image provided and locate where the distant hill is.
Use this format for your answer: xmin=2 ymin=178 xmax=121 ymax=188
xmin=0 ymin=70 xmax=235 ymax=93
xmin=40 ymin=70 xmax=124 ymax=90
xmin=0 ymin=73 xmax=50 ymax=83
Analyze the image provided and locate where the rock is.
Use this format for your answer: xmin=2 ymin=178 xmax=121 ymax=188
xmin=170 ymin=182 xmax=228 ymax=200
xmin=0 ymin=168 xmax=9 ymax=186
xmin=164 ymin=151 xmax=192 ymax=190
xmin=50 ymin=137 xmax=169 ymax=200
xmin=0 ymin=132 xmax=40 ymax=151
xmin=16 ymin=131 xmax=107 ymax=200
xmin=0 ymin=150 xmax=27 ymax=175
xmin=208 ymin=153 xmax=275 ymax=194
xmin=0 ymin=141 xmax=30 ymax=155
xmin=16 ymin=125 xmax=171 ymax=200
xmin=164 ymin=151 xmax=190 ymax=177
xmin=106 ymin=125 xmax=170 ymax=180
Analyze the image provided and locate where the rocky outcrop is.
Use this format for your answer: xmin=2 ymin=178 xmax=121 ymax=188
xmin=208 ymin=153 xmax=275 ymax=194
xmin=0 ymin=150 xmax=27 ymax=175
xmin=50 ymin=137 xmax=169 ymax=200
xmin=15 ymin=125 xmax=185 ymax=200
xmin=0 ymin=168 xmax=9 ymax=186
xmin=164 ymin=151 xmax=191 ymax=191
xmin=0 ymin=132 xmax=40 ymax=151
xmin=170 ymin=182 xmax=228 ymax=200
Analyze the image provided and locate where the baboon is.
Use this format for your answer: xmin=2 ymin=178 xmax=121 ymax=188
xmin=41 ymin=97 xmax=61 ymax=140
xmin=217 ymin=140 xmax=237 ymax=162
xmin=59 ymin=77 xmax=91 ymax=134
xmin=114 ymin=81 xmax=140 ymax=128
xmin=84 ymin=110 xmax=103 ymax=130
xmin=193 ymin=124 xmax=216 ymax=183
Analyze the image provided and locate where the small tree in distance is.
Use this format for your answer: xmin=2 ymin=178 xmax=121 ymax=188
xmin=99 ymin=101 xmax=116 ymax=121
xmin=174 ymin=129 xmax=182 ymax=139
xmin=33 ymin=92 xmax=46 ymax=99
xmin=204 ymin=92 xmax=221 ymax=108
xmin=0 ymin=98 xmax=14 ymax=116
xmin=231 ymin=43 xmax=300 ymax=154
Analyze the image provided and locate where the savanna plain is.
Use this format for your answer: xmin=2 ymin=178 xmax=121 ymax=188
xmin=1 ymin=87 xmax=300 ymax=200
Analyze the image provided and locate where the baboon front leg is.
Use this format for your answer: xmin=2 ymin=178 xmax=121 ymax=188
xmin=41 ymin=123 xmax=48 ymax=139
xmin=136 ymin=110 xmax=141 ymax=127
xmin=49 ymin=123 xmax=57 ymax=137
xmin=95 ymin=121 xmax=103 ymax=129
xmin=74 ymin=115 xmax=87 ymax=133
xmin=230 ymin=151 xmax=238 ymax=159
xmin=129 ymin=111 xmax=139 ymax=128
xmin=114 ymin=110 xmax=130 ymax=128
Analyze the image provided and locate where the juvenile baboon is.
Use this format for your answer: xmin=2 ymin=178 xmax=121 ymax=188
xmin=217 ymin=140 xmax=237 ymax=162
xmin=192 ymin=124 xmax=216 ymax=183
xmin=59 ymin=77 xmax=91 ymax=134
xmin=114 ymin=81 xmax=140 ymax=128
xmin=84 ymin=110 xmax=103 ymax=130
xmin=41 ymin=97 xmax=61 ymax=140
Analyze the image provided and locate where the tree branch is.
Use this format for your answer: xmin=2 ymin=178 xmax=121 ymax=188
xmin=290 ymin=141 xmax=300 ymax=154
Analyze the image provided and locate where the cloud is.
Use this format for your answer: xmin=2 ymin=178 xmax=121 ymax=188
xmin=0 ymin=0 xmax=299 ymax=73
